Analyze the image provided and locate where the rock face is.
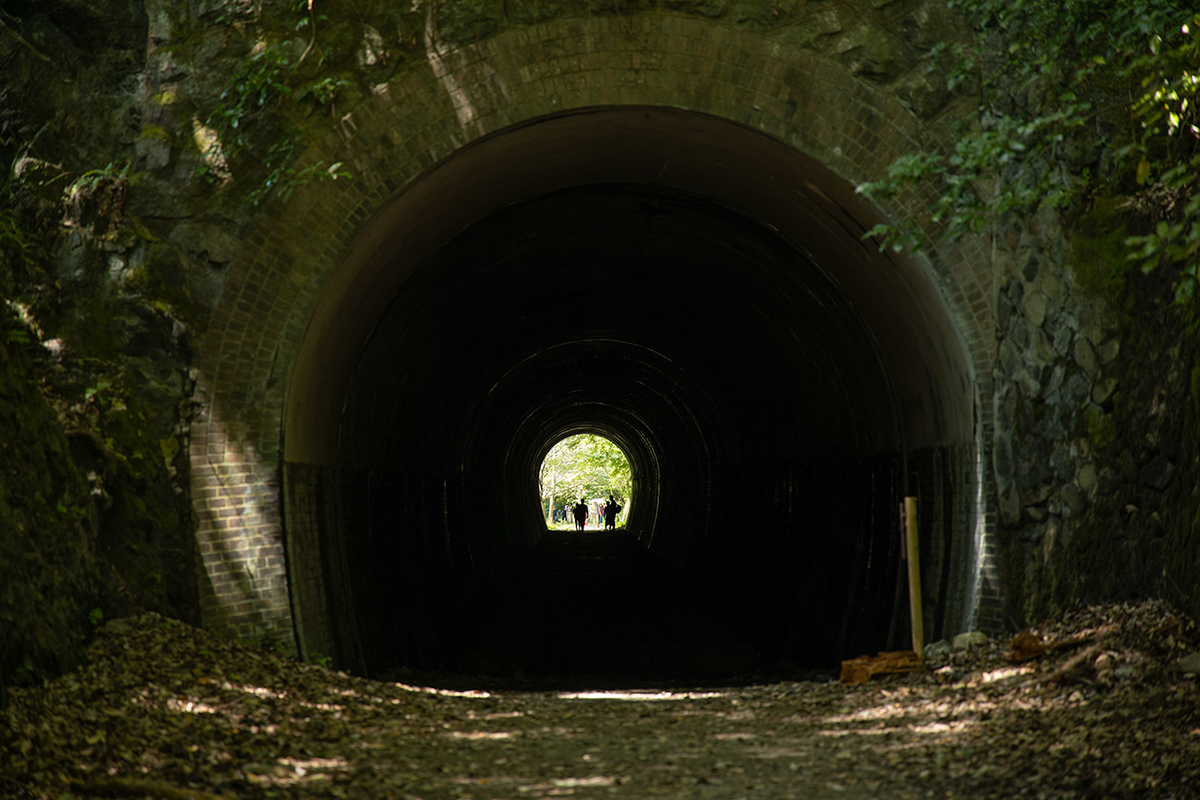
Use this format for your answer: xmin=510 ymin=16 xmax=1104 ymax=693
xmin=0 ymin=314 xmax=99 ymax=697
xmin=1 ymin=0 xmax=1198 ymax=687
xmin=992 ymin=211 xmax=1114 ymax=608
xmin=1 ymin=0 xmax=199 ymax=692
xmin=992 ymin=205 xmax=1200 ymax=626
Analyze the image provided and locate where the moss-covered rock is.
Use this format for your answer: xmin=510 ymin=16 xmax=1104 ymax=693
xmin=1069 ymin=195 xmax=1135 ymax=311
xmin=0 ymin=310 xmax=103 ymax=699
xmin=1 ymin=0 xmax=202 ymax=697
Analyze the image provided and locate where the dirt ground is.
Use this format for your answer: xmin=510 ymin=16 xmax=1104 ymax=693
xmin=3 ymin=600 xmax=1199 ymax=799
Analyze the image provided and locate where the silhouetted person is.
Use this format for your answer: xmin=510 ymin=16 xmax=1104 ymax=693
xmin=604 ymin=495 xmax=622 ymax=529
xmin=572 ymin=499 xmax=587 ymax=531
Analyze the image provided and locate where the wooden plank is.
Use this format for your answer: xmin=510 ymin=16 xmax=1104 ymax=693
xmin=904 ymin=496 xmax=924 ymax=660
xmin=840 ymin=650 xmax=924 ymax=685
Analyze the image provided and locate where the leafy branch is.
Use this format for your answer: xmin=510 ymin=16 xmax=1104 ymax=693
xmin=539 ymin=434 xmax=632 ymax=520
xmin=858 ymin=0 xmax=1199 ymax=309
xmin=197 ymin=2 xmax=353 ymax=206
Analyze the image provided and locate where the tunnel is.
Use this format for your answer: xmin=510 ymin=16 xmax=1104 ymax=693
xmin=280 ymin=107 xmax=979 ymax=685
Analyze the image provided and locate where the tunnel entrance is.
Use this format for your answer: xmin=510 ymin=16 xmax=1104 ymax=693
xmin=280 ymin=107 xmax=982 ymax=685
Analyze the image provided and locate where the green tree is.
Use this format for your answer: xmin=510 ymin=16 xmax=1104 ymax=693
xmin=859 ymin=0 xmax=1199 ymax=309
xmin=539 ymin=434 xmax=632 ymax=524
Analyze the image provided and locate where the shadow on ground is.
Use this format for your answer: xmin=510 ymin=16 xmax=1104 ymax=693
xmin=383 ymin=529 xmax=834 ymax=691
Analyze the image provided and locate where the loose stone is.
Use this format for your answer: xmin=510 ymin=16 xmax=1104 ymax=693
xmin=952 ymin=631 xmax=988 ymax=650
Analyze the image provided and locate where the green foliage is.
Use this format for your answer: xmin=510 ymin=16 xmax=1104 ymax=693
xmin=5 ymin=327 xmax=30 ymax=345
xmin=0 ymin=209 xmax=39 ymax=284
xmin=1121 ymin=14 xmax=1200 ymax=303
xmin=539 ymin=434 xmax=632 ymax=520
xmin=66 ymin=161 xmax=130 ymax=199
xmin=207 ymin=46 xmax=295 ymax=152
xmin=83 ymin=379 xmax=112 ymax=404
xmin=298 ymin=75 xmax=350 ymax=108
xmin=248 ymin=139 xmax=349 ymax=207
xmin=859 ymin=0 xmax=1200 ymax=312
xmin=198 ymin=13 xmax=353 ymax=206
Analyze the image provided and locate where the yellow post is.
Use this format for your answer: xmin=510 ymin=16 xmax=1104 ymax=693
xmin=904 ymin=496 xmax=924 ymax=661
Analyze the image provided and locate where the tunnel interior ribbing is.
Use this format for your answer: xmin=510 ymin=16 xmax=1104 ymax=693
xmin=336 ymin=185 xmax=900 ymax=677
xmin=281 ymin=108 xmax=979 ymax=684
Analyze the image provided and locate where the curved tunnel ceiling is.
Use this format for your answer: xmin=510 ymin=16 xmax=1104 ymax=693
xmin=285 ymin=107 xmax=974 ymax=467
xmin=281 ymin=107 xmax=979 ymax=678
xmin=345 ymin=186 xmax=897 ymax=467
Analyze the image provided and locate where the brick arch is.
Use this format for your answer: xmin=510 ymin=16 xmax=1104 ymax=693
xmin=190 ymin=13 xmax=998 ymax=651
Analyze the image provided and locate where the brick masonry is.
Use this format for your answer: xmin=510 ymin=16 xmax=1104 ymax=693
xmin=189 ymin=13 xmax=1002 ymax=650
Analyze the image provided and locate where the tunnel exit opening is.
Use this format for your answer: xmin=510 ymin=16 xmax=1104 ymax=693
xmin=539 ymin=433 xmax=633 ymax=531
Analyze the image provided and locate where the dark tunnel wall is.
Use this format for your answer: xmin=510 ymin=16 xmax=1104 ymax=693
xmin=281 ymin=108 xmax=981 ymax=678
xmin=336 ymin=187 xmax=905 ymax=672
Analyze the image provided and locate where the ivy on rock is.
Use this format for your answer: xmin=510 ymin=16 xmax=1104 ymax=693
xmin=859 ymin=0 xmax=1199 ymax=313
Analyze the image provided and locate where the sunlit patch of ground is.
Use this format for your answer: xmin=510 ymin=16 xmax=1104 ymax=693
xmin=1 ymin=601 xmax=1198 ymax=800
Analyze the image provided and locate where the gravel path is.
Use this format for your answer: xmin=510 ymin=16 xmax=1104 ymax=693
xmin=3 ymin=602 xmax=1199 ymax=799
